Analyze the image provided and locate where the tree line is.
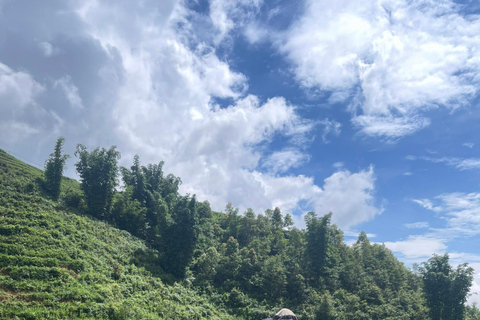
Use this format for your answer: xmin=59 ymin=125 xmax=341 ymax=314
xmin=43 ymin=137 xmax=479 ymax=320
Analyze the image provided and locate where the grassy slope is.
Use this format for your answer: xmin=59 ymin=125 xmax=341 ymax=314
xmin=0 ymin=150 xmax=234 ymax=320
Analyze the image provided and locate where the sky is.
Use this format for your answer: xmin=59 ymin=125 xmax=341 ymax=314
xmin=1 ymin=0 xmax=480 ymax=303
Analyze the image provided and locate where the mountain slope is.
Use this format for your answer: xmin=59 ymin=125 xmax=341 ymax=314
xmin=0 ymin=150 xmax=234 ymax=319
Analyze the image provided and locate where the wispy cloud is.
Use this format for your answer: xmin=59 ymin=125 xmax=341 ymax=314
xmin=388 ymin=194 xmax=480 ymax=305
xmin=404 ymin=222 xmax=429 ymax=229
xmin=53 ymin=76 xmax=84 ymax=109
xmin=262 ymin=148 xmax=310 ymax=175
xmin=412 ymin=156 xmax=480 ymax=170
xmin=319 ymin=118 xmax=341 ymax=142
xmin=414 ymin=192 xmax=480 ymax=236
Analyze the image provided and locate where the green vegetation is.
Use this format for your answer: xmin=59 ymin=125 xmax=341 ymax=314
xmin=1 ymin=144 xmax=479 ymax=320
xmin=0 ymin=149 xmax=234 ymax=319
xmin=420 ymin=254 xmax=475 ymax=320
xmin=43 ymin=137 xmax=69 ymax=201
xmin=74 ymin=145 xmax=121 ymax=218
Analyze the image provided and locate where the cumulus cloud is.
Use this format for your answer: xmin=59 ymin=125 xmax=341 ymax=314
xmin=254 ymin=166 xmax=380 ymax=230
xmin=281 ymin=0 xmax=480 ymax=138
xmin=313 ymin=166 xmax=381 ymax=228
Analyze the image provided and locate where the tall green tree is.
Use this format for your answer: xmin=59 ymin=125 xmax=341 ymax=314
xmin=74 ymin=144 xmax=120 ymax=218
xmin=44 ymin=137 xmax=69 ymax=200
xmin=162 ymin=195 xmax=199 ymax=278
xmin=305 ymin=211 xmax=332 ymax=286
xmin=271 ymin=207 xmax=283 ymax=228
xmin=421 ymin=254 xmax=474 ymax=320
xmin=121 ymin=154 xmax=146 ymax=204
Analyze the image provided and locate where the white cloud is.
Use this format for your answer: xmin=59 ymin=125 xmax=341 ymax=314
xmin=0 ymin=62 xmax=44 ymax=109
xmin=332 ymin=162 xmax=344 ymax=169
xmin=38 ymin=41 xmax=59 ymax=57
xmin=243 ymin=22 xmax=269 ymax=44
xmin=352 ymin=115 xmax=430 ymax=139
xmin=463 ymin=142 xmax=474 ymax=149
xmin=253 ymin=172 xmax=321 ymax=218
xmin=39 ymin=41 xmax=53 ymax=57
xmin=313 ymin=166 xmax=381 ymax=229
xmin=0 ymin=0 xmax=383 ymax=231
xmin=414 ymin=192 xmax=480 ymax=236
xmin=281 ymin=0 xmax=480 ymax=138
xmin=420 ymin=156 xmax=480 ymax=171
xmin=328 ymin=90 xmax=351 ymax=104
xmin=319 ymin=118 xmax=341 ymax=142
xmin=254 ymin=166 xmax=381 ymax=230
xmin=384 ymin=235 xmax=447 ymax=259
xmin=404 ymin=221 xmax=429 ymax=229
xmin=69 ymin=0 xmax=329 ymax=222
xmin=262 ymin=148 xmax=310 ymax=174
xmin=53 ymin=76 xmax=84 ymax=109
xmin=209 ymin=0 xmax=263 ymax=44
xmin=0 ymin=62 xmax=62 ymax=144
xmin=384 ymin=236 xmax=480 ymax=305
xmin=412 ymin=198 xmax=439 ymax=212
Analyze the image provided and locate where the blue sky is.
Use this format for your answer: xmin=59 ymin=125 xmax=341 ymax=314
xmin=1 ymin=0 xmax=480 ymax=302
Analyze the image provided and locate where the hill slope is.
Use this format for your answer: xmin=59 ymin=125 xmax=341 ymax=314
xmin=0 ymin=150 xmax=234 ymax=319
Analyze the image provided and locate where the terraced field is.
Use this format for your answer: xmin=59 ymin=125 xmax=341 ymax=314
xmin=0 ymin=150 xmax=234 ymax=319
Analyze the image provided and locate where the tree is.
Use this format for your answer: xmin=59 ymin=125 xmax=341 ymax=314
xmin=111 ymin=188 xmax=146 ymax=237
xmin=284 ymin=213 xmax=294 ymax=230
xmin=271 ymin=207 xmax=283 ymax=228
xmin=225 ymin=202 xmax=240 ymax=240
xmin=305 ymin=211 xmax=332 ymax=286
xmin=421 ymin=254 xmax=474 ymax=320
xmin=162 ymin=195 xmax=199 ymax=278
xmin=74 ymin=144 xmax=120 ymax=218
xmin=44 ymin=137 xmax=69 ymax=200
xmin=121 ymin=154 xmax=146 ymax=204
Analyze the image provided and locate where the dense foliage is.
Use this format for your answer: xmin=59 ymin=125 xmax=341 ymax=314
xmin=420 ymin=254 xmax=474 ymax=320
xmin=74 ymin=145 xmax=121 ymax=218
xmin=1 ymin=143 xmax=479 ymax=319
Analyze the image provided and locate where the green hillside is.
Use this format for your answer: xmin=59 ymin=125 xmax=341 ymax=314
xmin=0 ymin=149 xmax=234 ymax=319
xmin=1 ymin=148 xmax=479 ymax=320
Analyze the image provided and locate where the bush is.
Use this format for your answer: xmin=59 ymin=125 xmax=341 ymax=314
xmin=61 ymin=188 xmax=85 ymax=211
